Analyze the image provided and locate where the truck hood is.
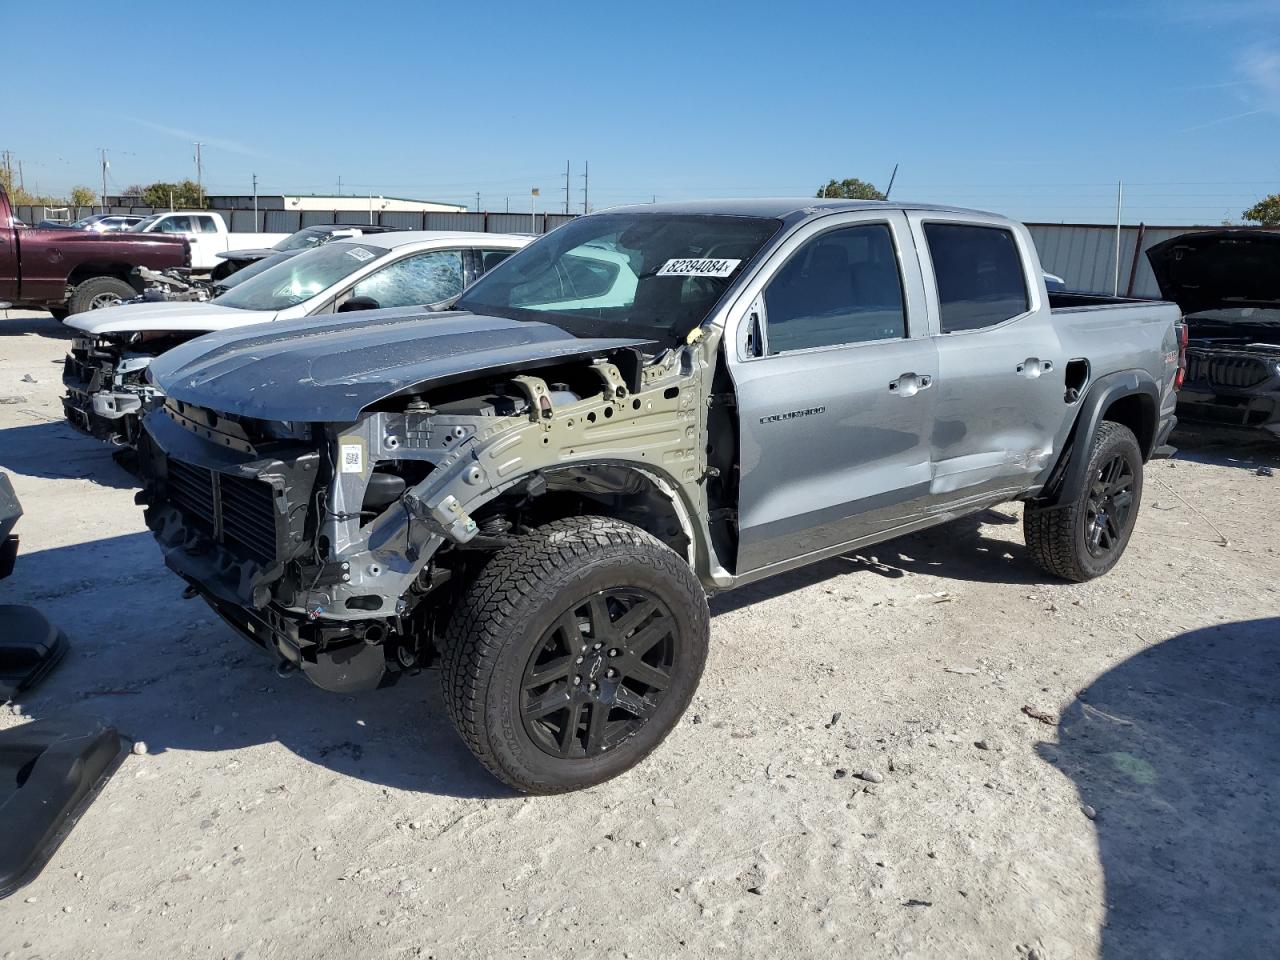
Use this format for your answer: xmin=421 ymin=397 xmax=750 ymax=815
xmin=1146 ymin=230 xmax=1280 ymax=315
xmin=67 ymin=301 xmax=276 ymax=336
xmin=148 ymin=309 xmax=651 ymax=423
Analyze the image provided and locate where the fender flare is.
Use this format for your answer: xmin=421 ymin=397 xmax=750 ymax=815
xmin=1038 ymin=370 xmax=1160 ymax=509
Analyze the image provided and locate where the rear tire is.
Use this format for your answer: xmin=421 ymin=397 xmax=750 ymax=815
xmin=67 ymin=276 xmax=134 ymax=315
xmin=441 ymin=516 xmax=709 ymax=794
xmin=1024 ymin=421 xmax=1144 ymax=582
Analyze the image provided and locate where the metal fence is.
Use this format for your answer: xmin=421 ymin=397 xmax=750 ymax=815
xmin=1027 ymin=222 xmax=1280 ymax=299
xmin=16 ymin=204 xmax=1278 ymax=297
xmin=15 ymin=205 xmax=578 ymax=235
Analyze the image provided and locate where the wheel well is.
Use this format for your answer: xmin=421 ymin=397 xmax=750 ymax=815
xmin=1101 ymin=393 xmax=1157 ymax=459
xmin=66 ymin=262 xmax=141 ymax=291
xmin=481 ymin=465 xmax=693 ymax=562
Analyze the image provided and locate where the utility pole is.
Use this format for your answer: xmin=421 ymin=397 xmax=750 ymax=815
xmin=193 ymin=142 xmax=204 ymax=207
xmin=581 ymin=161 xmax=589 ymax=215
xmin=100 ymin=148 xmax=110 ymax=212
xmin=563 ymin=161 xmax=571 ymax=214
xmin=337 ymin=175 xmax=342 ymax=197
xmin=252 ymin=173 xmax=258 ymax=227
xmin=1113 ymin=180 xmax=1124 ymax=296
xmin=531 ymin=187 xmax=539 ymax=234
xmin=475 ymin=191 xmax=481 ymax=212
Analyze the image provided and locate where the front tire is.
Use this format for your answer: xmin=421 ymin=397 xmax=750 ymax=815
xmin=441 ymin=516 xmax=709 ymax=794
xmin=1024 ymin=421 xmax=1144 ymax=582
xmin=67 ymin=276 xmax=135 ymax=315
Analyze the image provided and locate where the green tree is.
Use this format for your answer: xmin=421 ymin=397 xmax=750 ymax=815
xmin=139 ymin=180 xmax=203 ymax=209
xmin=69 ymin=185 xmax=97 ymax=206
xmin=1243 ymin=194 xmax=1280 ymax=226
xmin=816 ymin=177 xmax=886 ymax=201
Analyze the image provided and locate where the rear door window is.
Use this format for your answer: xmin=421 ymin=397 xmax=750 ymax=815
xmin=923 ymin=223 xmax=1029 ymax=333
xmin=478 ymin=248 xmax=517 ymax=273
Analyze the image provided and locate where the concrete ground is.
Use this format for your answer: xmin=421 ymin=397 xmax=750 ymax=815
xmin=1 ymin=310 xmax=1277 ymax=960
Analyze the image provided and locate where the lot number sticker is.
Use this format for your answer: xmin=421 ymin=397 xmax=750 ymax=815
xmin=346 ymin=247 xmax=376 ymax=262
xmin=656 ymin=258 xmax=742 ymax=278
xmin=340 ymin=443 xmax=364 ymax=473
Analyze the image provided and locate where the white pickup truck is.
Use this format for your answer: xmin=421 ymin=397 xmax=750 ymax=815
xmin=126 ymin=212 xmax=289 ymax=272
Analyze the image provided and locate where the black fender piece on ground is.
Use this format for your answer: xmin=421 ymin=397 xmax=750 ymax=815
xmin=0 ymin=605 xmax=69 ymax=702
xmin=0 ymin=716 xmax=126 ymax=899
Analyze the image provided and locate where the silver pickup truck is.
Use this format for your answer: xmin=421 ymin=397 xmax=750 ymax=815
xmin=133 ymin=199 xmax=1183 ymax=793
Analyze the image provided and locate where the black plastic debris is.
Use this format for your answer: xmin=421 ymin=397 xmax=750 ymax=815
xmin=1 ymin=472 xmax=69 ymax=700
xmin=0 ymin=605 xmax=69 ymax=702
xmin=0 ymin=716 xmax=126 ymax=898
xmin=0 ymin=471 xmax=20 ymax=579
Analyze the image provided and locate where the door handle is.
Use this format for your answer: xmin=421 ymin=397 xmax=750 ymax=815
xmin=888 ymin=372 xmax=933 ymax=397
xmin=1016 ymin=358 xmax=1054 ymax=378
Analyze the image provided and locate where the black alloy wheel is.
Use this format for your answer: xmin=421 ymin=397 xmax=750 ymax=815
xmin=520 ymin=589 xmax=676 ymax=759
xmin=1084 ymin=452 xmax=1136 ymax=559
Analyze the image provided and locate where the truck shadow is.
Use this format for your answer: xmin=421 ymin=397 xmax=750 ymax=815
xmin=0 ymin=421 xmax=137 ymax=489
xmin=4 ymin=533 xmax=513 ymax=800
xmin=1037 ymin=617 xmax=1280 ymax=958
xmin=0 ymin=310 xmax=69 ymax=339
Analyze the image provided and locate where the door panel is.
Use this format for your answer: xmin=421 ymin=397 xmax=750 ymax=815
xmin=728 ymin=212 xmax=938 ymax=573
xmin=910 ymin=215 xmax=1066 ymax=499
xmin=734 ymin=338 xmax=938 ymax=570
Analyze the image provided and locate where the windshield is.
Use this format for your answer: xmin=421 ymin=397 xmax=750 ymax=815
xmin=128 ymin=214 xmax=162 ymax=232
xmin=454 ymin=213 xmax=781 ymax=344
xmin=213 ymin=241 xmax=390 ymax=311
xmin=274 ymin=227 xmax=348 ymax=252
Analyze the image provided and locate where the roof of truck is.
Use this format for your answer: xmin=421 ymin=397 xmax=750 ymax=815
xmin=603 ymin=198 xmax=1002 ymax=220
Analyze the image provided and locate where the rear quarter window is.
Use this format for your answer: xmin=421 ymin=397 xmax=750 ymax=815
xmin=924 ymin=223 xmax=1029 ymax=333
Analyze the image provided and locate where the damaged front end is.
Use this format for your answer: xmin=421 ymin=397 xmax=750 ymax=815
xmin=63 ymin=334 xmax=173 ymax=445
xmin=136 ymin=343 xmax=712 ymax=694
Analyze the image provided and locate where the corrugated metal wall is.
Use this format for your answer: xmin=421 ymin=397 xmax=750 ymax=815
xmin=1027 ymin=222 xmax=1280 ymax=298
xmin=14 ymin=205 xmax=578 ymax=235
xmin=16 ymin=204 xmax=1275 ymax=290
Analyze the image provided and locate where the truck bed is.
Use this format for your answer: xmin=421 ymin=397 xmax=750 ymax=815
xmin=1048 ymin=291 xmax=1161 ymax=311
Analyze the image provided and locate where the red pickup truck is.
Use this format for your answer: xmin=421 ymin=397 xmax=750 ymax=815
xmin=0 ymin=186 xmax=189 ymax=318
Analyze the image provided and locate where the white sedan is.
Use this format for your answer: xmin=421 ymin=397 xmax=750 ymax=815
xmin=63 ymin=231 xmax=531 ymax=444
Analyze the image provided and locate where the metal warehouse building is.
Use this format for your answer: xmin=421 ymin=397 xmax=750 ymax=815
xmin=1027 ymin=221 xmax=1280 ymax=299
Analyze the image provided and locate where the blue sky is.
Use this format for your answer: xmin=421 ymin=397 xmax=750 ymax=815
xmin=6 ymin=0 xmax=1280 ymax=224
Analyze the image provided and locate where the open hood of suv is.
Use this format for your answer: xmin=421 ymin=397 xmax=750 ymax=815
xmin=148 ymin=308 xmax=652 ymax=423
xmin=1146 ymin=230 xmax=1280 ymax=315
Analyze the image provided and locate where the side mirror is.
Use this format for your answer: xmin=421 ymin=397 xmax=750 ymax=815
xmin=338 ymin=296 xmax=380 ymax=313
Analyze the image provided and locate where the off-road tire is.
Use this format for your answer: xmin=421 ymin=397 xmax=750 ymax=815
xmin=1024 ymin=421 xmax=1144 ymax=582
xmin=67 ymin=276 xmax=134 ymax=315
xmin=441 ymin=516 xmax=709 ymax=794
xmin=47 ymin=307 xmax=69 ymax=321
